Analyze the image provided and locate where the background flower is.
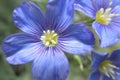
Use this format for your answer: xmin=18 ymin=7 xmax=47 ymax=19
xmin=2 ymin=0 xmax=95 ymax=80
xmin=89 ymin=49 xmax=120 ymax=80
xmin=74 ymin=0 xmax=120 ymax=48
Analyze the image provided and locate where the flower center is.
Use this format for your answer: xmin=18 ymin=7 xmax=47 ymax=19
xmin=40 ymin=30 xmax=58 ymax=47
xmin=96 ymin=2 xmax=120 ymax=25
xmin=99 ymin=60 xmax=120 ymax=79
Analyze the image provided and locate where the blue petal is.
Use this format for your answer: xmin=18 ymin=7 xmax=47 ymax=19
xmin=61 ymin=22 xmax=95 ymax=45
xmin=74 ymin=0 xmax=120 ymax=18
xmin=92 ymin=0 xmax=120 ymax=10
xmin=74 ymin=0 xmax=96 ymax=18
xmin=102 ymin=75 xmax=112 ymax=80
xmin=90 ymin=0 xmax=120 ymax=11
xmin=2 ymin=33 xmax=42 ymax=64
xmin=111 ymin=6 xmax=120 ymax=32
xmin=110 ymin=0 xmax=120 ymax=8
xmin=45 ymin=0 xmax=74 ymax=33
xmin=58 ymin=37 xmax=93 ymax=54
xmin=88 ymin=71 xmax=101 ymax=80
xmin=111 ymin=5 xmax=120 ymax=14
xmin=92 ymin=21 xmax=119 ymax=48
xmin=113 ymin=69 xmax=120 ymax=80
xmin=91 ymin=51 xmax=108 ymax=70
xmin=92 ymin=0 xmax=111 ymax=10
xmin=13 ymin=1 xmax=44 ymax=35
xmin=32 ymin=47 xmax=69 ymax=80
xmin=109 ymin=49 xmax=120 ymax=67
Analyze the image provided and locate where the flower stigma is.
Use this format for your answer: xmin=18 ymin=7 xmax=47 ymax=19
xmin=40 ymin=30 xmax=58 ymax=47
xmin=96 ymin=2 xmax=120 ymax=25
xmin=99 ymin=60 xmax=120 ymax=79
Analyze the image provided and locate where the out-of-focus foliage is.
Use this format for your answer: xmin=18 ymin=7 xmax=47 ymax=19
xmin=0 ymin=0 xmax=120 ymax=80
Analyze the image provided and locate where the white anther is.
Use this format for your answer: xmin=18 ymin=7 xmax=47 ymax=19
xmin=52 ymin=33 xmax=57 ymax=37
xmin=108 ymin=64 xmax=118 ymax=69
xmin=104 ymin=8 xmax=112 ymax=15
xmin=100 ymin=8 xmax=104 ymax=13
xmin=51 ymin=30 xmax=55 ymax=33
xmin=43 ymin=31 xmax=46 ymax=34
xmin=109 ymin=1 xmax=113 ymax=6
xmin=40 ymin=36 xmax=45 ymax=40
xmin=47 ymin=30 xmax=50 ymax=34
xmin=51 ymin=40 xmax=56 ymax=44
xmin=45 ymin=42 xmax=50 ymax=46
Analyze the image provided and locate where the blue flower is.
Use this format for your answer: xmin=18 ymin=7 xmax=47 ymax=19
xmin=2 ymin=1 xmax=95 ymax=80
xmin=74 ymin=0 xmax=120 ymax=48
xmin=89 ymin=49 xmax=120 ymax=80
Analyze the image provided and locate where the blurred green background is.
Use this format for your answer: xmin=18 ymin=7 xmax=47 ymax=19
xmin=0 ymin=0 xmax=120 ymax=80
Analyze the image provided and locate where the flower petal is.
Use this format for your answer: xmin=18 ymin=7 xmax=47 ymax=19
xmin=91 ymin=51 xmax=108 ymax=70
xmin=109 ymin=49 xmax=120 ymax=67
xmin=61 ymin=22 xmax=95 ymax=45
xmin=113 ymin=69 xmax=120 ymax=80
xmin=92 ymin=0 xmax=111 ymax=10
xmin=13 ymin=1 xmax=44 ymax=35
xmin=92 ymin=21 xmax=119 ymax=48
xmin=45 ymin=0 xmax=74 ymax=33
xmin=102 ymin=75 xmax=112 ymax=80
xmin=2 ymin=33 xmax=42 ymax=64
xmin=74 ymin=0 xmax=96 ymax=18
xmin=88 ymin=71 xmax=101 ymax=80
xmin=58 ymin=38 xmax=93 ymax=54
xmin=32 ymin=47 xmax=69 ymax=80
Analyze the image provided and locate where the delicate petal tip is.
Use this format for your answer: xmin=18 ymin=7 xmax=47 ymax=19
xmin=62 ymin=22 xmax=95 ymax=45
xmin=13 ymin=1 xmax=44 ymax=35
xmin=59 ymin=22 xmax=95 ymax=54
xmin=2 ymin=33 xmax=41 ymax=65
xmin=91 ymin=51 xmax=108 ymax=70
xmin=32 ymin=47 xmax=69 ymax=80
xmin=92 ymin=21 xmax=119 ymax=48
xmin=74 ymin=0 xmax=96 ymax=18
xmin=46 ymin=0 xmax=74 ymax=33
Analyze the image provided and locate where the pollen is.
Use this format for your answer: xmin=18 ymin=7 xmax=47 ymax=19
xmin=99 ymin=60 xmax=120 ymax=79
xmin=40 ymin=30 xmax=58 ymax=47
xmin=96 ymin=7 xmax=120 ymax=25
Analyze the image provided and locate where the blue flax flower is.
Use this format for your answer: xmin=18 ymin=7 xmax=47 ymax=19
xmin=2 ymin=0 xmax=95 ymax=80
xmin=74 ymin=0 xmax=120 ymax=48
xmin=89 ymin=50 xmax=120 ymax=80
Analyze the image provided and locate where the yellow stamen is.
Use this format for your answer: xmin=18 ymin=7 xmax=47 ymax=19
xmin=96 ymin=7 xmax=120 ymax=25
xmin=99 ymin=60 xmax=120 ymax=79
xmin=40 ymin=30 xmax=58 ymax=47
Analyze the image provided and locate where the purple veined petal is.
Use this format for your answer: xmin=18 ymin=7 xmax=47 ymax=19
xmin=32 ymin=47 xmax=69 ymax=80
xmin=110 ymin=0 xmax=120 ymax=8
xmin=92 ymin=0 xmax=111 ymax=10
xmin=102 ymin=75 xmax=112 ymax=80
xmin=109 ymin=21 xmax=120 ymax=33
xmin=109 ymin=49 xmax=120 ymax=67
xmin=111 ymin=5 xmax=120 ymax=14
xmin=88 ymin=71 xmax=101 ymax=80
xmin=45 ymin=0 xmax=74 ymax=33
xmin=113 ymin=69 xmax=120 ymax=80
xmin=61 ymin=22 xmax=95 ymax=45
xmin=58 ymin=37 xmax=93 ymax=54
xmin=92 ymin=21 xmax=119 ymax=48
xmin=74 ymin=0 xmax=96 ymax=18
xmin=91 ymin=51 xmax=108 ymax=70
xmin=92 ymin=0 xmax=120 ymax=10
xmin=13 ymin=1 xmax=44 ymax=36
xmin=2 ymin=33 xmax=42 ymax=64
